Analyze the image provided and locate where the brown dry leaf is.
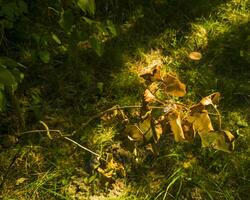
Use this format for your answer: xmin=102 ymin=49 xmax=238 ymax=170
xmin=162 ymin=73 xmax=186 ymax=97
xmin=100 ymin=109 xmax=118 ymax=121
xmin=140 ymin=65 xmax=161 ymax=82
xmin=189 ymin=103 xmax=205 ymax=115
xmin=148 ymin=82 xmax=159 ymax=93
xmin=124 ymin=124 xmax=144 ymax=142
xmin=97 ymin=167 xmax=113 ymax=178
xmin=145 ymin=143 xmax=154 ymax=153
xmin=144 ymin=89 xmax=156 ymax=103
xmin=124 ymin=115 xmax=152 ymax=142
xmin=187 ymin=110 xmax=214 ymax=135
xmin=97 ymin=158 xmax=125 ymax=178
xmin=139 ymin=115 xmax=153 ymax=141
xmin=168 ymin=110 xmax=185 ymax=142
xmin=152 ymin=120 xmax=163 ymax=142
xmin=200 ymin=92 xmax=221 ymax=106
xmin=189 ymin=52 xmax=202 ymax=60
xmin=199 ymin=130 xmax=235 ymax=152
xmin=182 ymin=120 xmax=195 ymax=142
xmin=164 ymin=103 xmax=178 ymax=114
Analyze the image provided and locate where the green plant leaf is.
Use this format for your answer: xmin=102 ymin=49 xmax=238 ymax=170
xmin=82 ymin=16 xmax=95 ymax=25
xmin=107 ymin=20 xmax=117 ymax=36
xmin=11 ymin=69 xmax=24 ymax=83
xmin=17 ymin=0 xmax=28 ymax=14
xmin=0 ymin=56 xmax=25 ymax=69
xmin=59 ymin=9 xmax=74 ymax=33
xmin=1 ymin=2 xmax=17 ymax=20
xmin=0 ymin=90 xmax=6 ymax=112
xmin=77 ymin=0 xmax=95 ymax=15
xmin=89 ymin=37 xmax=104 ymax=56
xmin=51 ymin=33 xmax=61 ymax=44
xmin=38 ymin=50 xmax=50 ymax=64
xmin=0 ymin=65 xmax=16 ymax=85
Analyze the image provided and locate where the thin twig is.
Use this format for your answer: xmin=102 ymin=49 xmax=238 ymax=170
xmin=39 ymin=121 xmax=52 ymax=139
xmin=0 ymin=130 xmax=63 ymax=138
xmin=0 ymin=129 xmax=104 ymax=160
xmin=75 ymin=105 xmax=142 ymax=133
xmin=63 ymin=136 xmax=104 ymax=160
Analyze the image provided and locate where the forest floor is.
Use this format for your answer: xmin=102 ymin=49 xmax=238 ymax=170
xmin=0 ymin=0 xmax=249 ymax=199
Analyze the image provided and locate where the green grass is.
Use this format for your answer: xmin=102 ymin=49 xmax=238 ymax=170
xmin=0 ymin=0 xmax=249 ymax=199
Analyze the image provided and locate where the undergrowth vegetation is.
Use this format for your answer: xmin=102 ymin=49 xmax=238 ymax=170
xmin=0 ymin=0 xmax=249 ymax=199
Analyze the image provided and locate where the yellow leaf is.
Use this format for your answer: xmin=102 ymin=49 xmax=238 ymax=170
xmin=199 ymin=130 xmax=235 ymax=152
xmin=187 ymin=110 xmax=214 ymax=135
xmin=182 ymin=120 xmax=195 ymax=142
xmin=16 ymin=177 xmax=28 ymax=185
xmin=152 ymin=120 xmax=163 ymax=142
xmin=124 ymin=124 xmax=144 ymax=141
xmin=189 ymin=52 xmax=202 ymax=60
xmin=140 ymin=65 xmax=162 ymax=82
xmin=148 ymin=82 xmax=159 ymax=93
xmin=200 ymin=92 xmax=220 ymax=106
xmin=144 ymin=89 xmax=156 ymax=103
xmin=168 ymin=110 xmax=185 ymax=142
xmin=162 ymin=73 xmax=186 ymax=97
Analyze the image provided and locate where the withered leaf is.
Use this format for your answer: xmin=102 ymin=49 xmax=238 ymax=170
xmin=200 ymin=92 xmax=220 ymax=106
xmin=97 ymin=158 xmax=125 ymax=178
xmin=189 ymin=52 xmax=202 ymax=60
xmin=162 ymin=73 xmax=186 ymax=97
xmin=152 ymin=120 xmax=163 ymax=142
xmin=140 ymin=65 xmax=161 ymax=82
xmin=182 ymin=120 xmax=195 ymax=142
xmin=124 ymin=124 xmax=144 ymax=142
xmin=187 ymin=110 xmax=214 ymax=135
xmin=148 ymin=82 xmax=159 ymax=93
xmin=199 ymin=130 xmax=235 ymax=153
xmin=124 ymin=115 xmax=152 ymax=142
xmin=139 ymin=115 xmax=153 ymax=141
xmin=168 ymin=110 xmax=185 ymax=142
xmin=164 ymin=103 xmax=178 ymax=114
xmin=144 ymin=89 xmax=156 ymax=103
xmin=189 ymin=103 xmax=205 ymax=115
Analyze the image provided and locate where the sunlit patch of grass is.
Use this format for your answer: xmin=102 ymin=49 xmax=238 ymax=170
xmin=1 ymin=0 xmax=249 ymax=199
xmin=90 ymin=124 xmax=118 ymax=151
xmin=3 ymin=169 xmax=65 ymax=200
xmin=216 ymin=0 xmax=250 ymax=24
xmin=184 ymin=23 xmax=208 ymax=49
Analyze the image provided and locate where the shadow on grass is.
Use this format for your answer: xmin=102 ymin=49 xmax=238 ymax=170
xmin=205 ymin=21 xmax=250 ymax=107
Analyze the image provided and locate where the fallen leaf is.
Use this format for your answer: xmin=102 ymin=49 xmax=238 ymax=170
xmin=97 ymin=157 xmax=125 ymax=178
xmin=189 ymin=52 xmax=202 ymax=60
xmin=16 ymin=177 xmax=28 ymax=185
xmin=144 ymin=89 xmax=156 ymax=103
xmin=168 ymin=110 xmax=185 ymax=142
xmin=152 ymin=120 xmax=163 ymax=142
xmin=148 ymin=82 xmax=159 ymax=93
xmin=124 ymin=124 xmax=144 ymax=142
xmin=162 ymin=73 xmax=186 ymax=97
xmin=124 ymin=115 xmax=152 ymax=142
xmin=140 ymin=65 xmax=161 ymax=82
